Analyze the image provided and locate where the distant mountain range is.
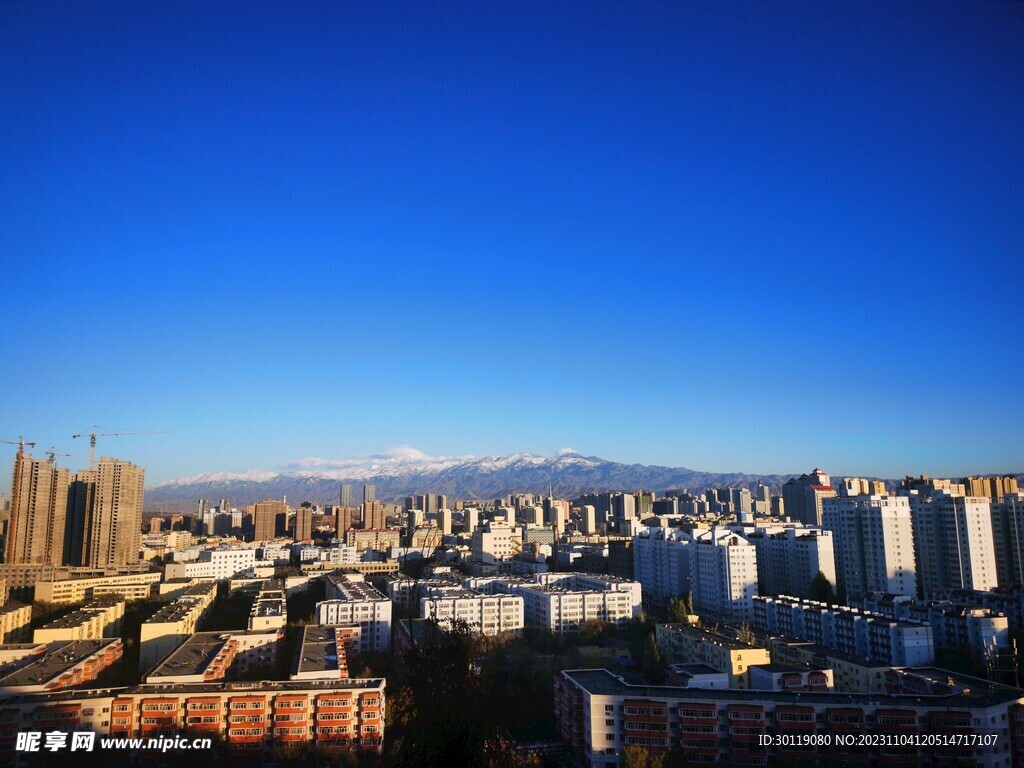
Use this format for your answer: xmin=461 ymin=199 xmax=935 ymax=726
xmin=144 ymin=448 xmax=1023 ymax=513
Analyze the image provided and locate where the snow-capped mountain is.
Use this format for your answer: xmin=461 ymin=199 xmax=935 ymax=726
xmin=145 ymin=448 xmax=798 ymax=511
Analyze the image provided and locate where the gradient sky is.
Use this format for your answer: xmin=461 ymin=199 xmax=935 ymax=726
xmin=2 ymin=0 xmax=1022 ymax=486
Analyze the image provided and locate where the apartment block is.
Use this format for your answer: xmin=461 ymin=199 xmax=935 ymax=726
xmin=138 ymin=581 xmax=218 ymax=671
xmin=33 ymin=597 xmax=125 ymax=643
xmin=752 ymin=595 xmax=934 ymax=666
xmin=419 ymin=587 xmax=524 ymax=636
xmin=555 ymin=668 xmax=1024 ymax=768
xmin=317 ymin=574 xmax=391 ymax=653
xmin=0 ymin=638 xmax=123 ymax=695
xmin=249 ymin=581 xmax=287 ymax=631
xmin=33 ymin=570 xmax=160 ymax=604
xmin=907 ymin=492 xmax=998 ymax=595
xmin=164 ymin=547 xmax=258 ymax=581
xmin=822 ymin=495 xmax=917 ymax=599
xmin=632 ymin=527 xmax=690 ymax=610
xmin=654 ymin=624 xmax=770 ymax=689
xmin=748 ymin=525 xmax=836 ymax=599
xmin=0 ymin=603 xmax=32 ymax=644
xmin=689 ymin=528 xmax=758 ymax=622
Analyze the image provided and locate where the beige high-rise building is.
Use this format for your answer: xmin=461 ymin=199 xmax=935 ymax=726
xmin=82 ymin=458 xmax=146 ymax=568
xmin=362 ymin=500 xmax=386 ymax=530
xmin=6 ymin=450 xmax=70 ymax=566
xmin=293 ymin=505 xmax=313 ymax=542
xmin=253 ymin=498 xmax=287 ymax=542
xmin=963 ymin=475 xmax=1019 ymax=502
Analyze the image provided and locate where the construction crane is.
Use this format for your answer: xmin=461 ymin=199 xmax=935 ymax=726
xmin=44 ymin=448 xmax=71 ymax=464
xmin=72 ymin=427 xmax=167 ymax=471
xmin=0 ymin=437 xmax=36 ymax=453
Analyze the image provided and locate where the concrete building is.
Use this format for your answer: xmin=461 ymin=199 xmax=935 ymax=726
xmin=164 ymin=547 xmax=258 ymax=581
xmin=293 ymin=505 xmax=313 ymax=542
xmin=991 ymin=493 xmax=1024 ymax=587
xmin=654 ymin=624 xmax=771 ymax=689
xmin=554 ymin=667 xmax=1024 ymax=768
xmin=632 ymin=527 xmax=691 ymax=610
xmin=781 ymin=469 xmax=836 ymax=525
xmin=345 ymin=528 xmax=401 ymax=552
xmin=747 ymin=663 xmax=834 ymax=692
xmin=689 ymin=528 xmax=758 ymax=622
xmin=253 ymin=499 xmax=288 ymax=543
xmin=748 ymin=525 xmax=836 ymax=599
xmin=752 ymin=595 xmax=935 ymax=666
xmin=0 ymin=639 xmax=123 ymax=696
xmin=5 ymin=450 xmax=69 ymax=566
xmin=28 ymin=568 xmax=158 ymax=604
xmin=0 ymin=603 xmax=32 ymax=643
xmin=908 ymin=492 xmax=998 ymax=595
xmin=316 ymin=574 xmax=391 ymax=653
xmin=471 ymin=520 xmax=523 ymax=565
xmin=82 ymin=457 xmax=146 ymax=568
xmin=419 ymin=588 xmax=524 ymax=636
xmin=138 ymin=581 xmax=218 ymax=671
xmin=822 ymin=494 xmax=917 ymax=599
xmin=249 ymin=581 xmax=287 ymax=631
xmin=33 ymin=597 xmax=125 ymax=643
xmin=964 ymin=475 xmax=1019 ymax=502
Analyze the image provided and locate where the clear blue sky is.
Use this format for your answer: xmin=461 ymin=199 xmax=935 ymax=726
xmin=2 ymin=0 xmax=1022 ymax=485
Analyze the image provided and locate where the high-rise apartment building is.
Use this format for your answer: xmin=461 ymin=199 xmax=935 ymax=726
xmin=64 ymin=471 xmax=95 ymax=565
xmin=362 ymin=484 xmax=375 ymax=504
xmin=907 ymin=492 xmax=997 ymax=596
xmin=748 ymin=525 xmax=836 ymax=599
xmin=991 ymin=493 xmax=1024 ymax=587
xmin=632 ymin=527 xmax=691 ymax=610
xmin=822 ymin=495 xmax=917 ymax=599
xmin=6 ymin=450 xmax=69 ymax=566
xmin=253 ymin=498 xmax=287 ymax=543
xmin=82 ymin=458 xmax=145 ymax=568
xmin=361 ymin=500 xmax=386 ymax=530
xmin=840 ymin=478 xmax=887 ymax=497
xmin=293 ymin=504 xmax=313 ymax=542
xmin=963 ymin=475 xmax=1019 ymax=502
xmin=782 ymin=469 xmax=836 ymax=526
xmin=688 ymin=528 xmax=758 ymax=622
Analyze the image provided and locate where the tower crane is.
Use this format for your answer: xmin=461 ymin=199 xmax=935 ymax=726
xmin=44 ymin=448 xmax=71 ymax=464
xmin=71 ymin=427 xmax=167 ymax=471
xmin=0 ymin=437 xmax=36 ymax=453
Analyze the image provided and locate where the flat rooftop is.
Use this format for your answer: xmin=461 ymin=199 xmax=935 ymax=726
xmin=294 ymin=626 xmax=345 ymax=677
xmin=148 ymin=633 xmax=227 ymax=679
xmin=561 ymin=668 xmax=1024 ymax=708
xmin=327 ymin=579 xmax=388 ymax=602
xmin=0 ymin=639 xmax=118 ymax=688
xmin=657 ymin=624 xmax=762 ymax=651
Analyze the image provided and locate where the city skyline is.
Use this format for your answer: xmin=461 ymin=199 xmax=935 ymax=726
xmin=3 ymin=2 xmax=1023 ymax=485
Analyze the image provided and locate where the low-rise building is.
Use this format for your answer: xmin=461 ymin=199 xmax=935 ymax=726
xmin=316 ymin=575 xmax=391 ymax=653
xmin=33 ymin=571 xmax=160 ymax=605
xmin=139 ymin=582 xmax=218 ymax=672
xmin=0 ymin=639 xmax=123 ymax=695
xmin=747 ymin=663 xmax=833 ymax=692
xmin=33 ymin=598 xmax=125 ymax=644
xmin=144 ymin=630 xmax=282 ymax=684
xmin=654 ymin=624 xmax=771 ymax=689
xmin=0 ymin=603 xmax=32 ymax=644
xmin=554 ymin=667 xmax=1024 ymax=768
xmin=419 ymin=588 xmax=524 ymax=636
xmin=163 ymin=547 xmax=258 ymax=581
xmin=249 ymin=581 xmax=287 ymax=631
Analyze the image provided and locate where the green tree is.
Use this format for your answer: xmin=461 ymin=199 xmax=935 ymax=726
xmin=622 ymin=745 xmax=665 ymax=768
xmin=641 ymin=632 xmax=664 ymax=683
xmin=809 ymin=571 xmax=836 ymax=604
xmin=578 ymin=618 xmax=606 ymax=645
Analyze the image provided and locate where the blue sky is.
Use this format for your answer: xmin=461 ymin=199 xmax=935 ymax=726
xmin=1 ymin=0 xmax=1022 ymax=485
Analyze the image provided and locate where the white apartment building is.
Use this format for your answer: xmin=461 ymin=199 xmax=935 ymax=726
xmin=632 ymin=527 xmax=691 ymax=609
xmin=164 ymin=547 xmax=258 ymax=581
xmin=317 ymin=575 xmax=391 ymax=653
xmin=471 ymin=520 xmax=523 ymax=564
xmin=822 ymin=495 xmax=917 ymax=599
xmin=907 ymin=492 xmax=998 ymax=596
xmin=33 ymin=571 xmax=161 ymax=604
xmin=419 ymin=587 xmax=524 ymax=636
xmin=689 ymin=528 xmax=758 ymax=622
xmin=749 ymin=525 xmax=836 ymax=599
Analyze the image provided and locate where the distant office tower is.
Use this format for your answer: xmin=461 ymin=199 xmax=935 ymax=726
xmin=294 ymin=505 xmax=313 ymax=542
xmin=363 ymin=484 xmax=376 ymax=504
xmin=149 ymin=518 xmax=163 ymax=534
xmin=337 ymin=485 xmax=359 ymax=537
xmin=613 ymin=493 xmax=636 ymax=524
xmin=6 ymin=450 xmax=70 ymax=566
xmin=822 ymin=495 xmax=916 ymax=599
xmin=840 ymin=478 xmax=886 ymax=497
xmin=963 ymin=476 xmax=1019 ymax=502
xmin=908 ymin=492 xmax=997 ymax=596
xmin=83 ymin=457 xmax=146 ymax=568
xmin=253 ymin=498 xmax=287 ymax=542
xmin=782 ymin=469 xmax=836 ymax=525
xmin=991 ymin=493 xmax=1024 ymax=587
xmin=581 ymin=505 xmax=597 ymax=534
xmin=437 ymin=508 xmax=452 ymax=535
xmin=689 ymin=528 xmax=758 ymax=622
xmin=340 ymin=484 xmax=354 ymax=508
xmin=404 ymin=496 xmax=416 ymax=512
xmin=463 ymin=507 xmax=479 ymax=533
